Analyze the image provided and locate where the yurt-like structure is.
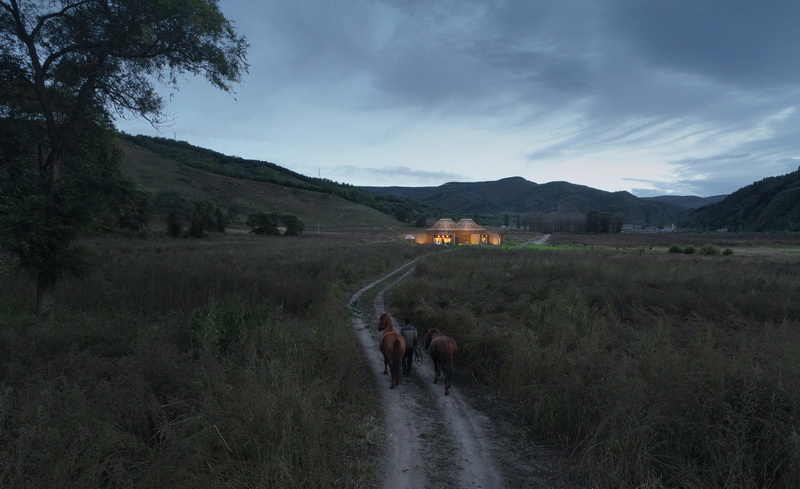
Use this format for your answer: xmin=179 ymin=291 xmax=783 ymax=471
xmin=427 ymin=218 xmax=457 ymax=245
xmin=424 ymin=218 xmax=503 ymax=245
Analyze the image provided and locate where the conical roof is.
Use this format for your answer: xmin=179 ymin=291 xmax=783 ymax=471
xmin=428 ymin=218 xmax=457 ymax=231
xmin=455 ymin=218 xmax=485 ymax=231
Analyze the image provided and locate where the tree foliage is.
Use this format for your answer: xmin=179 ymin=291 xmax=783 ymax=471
xmin=0 ymin=0 xmax=248 ymax=317
xmin=246 ymin=212 xmax=305 ymax=237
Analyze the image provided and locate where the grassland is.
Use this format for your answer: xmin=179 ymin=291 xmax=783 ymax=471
xmin=388 ymin=233 xmax=800 ymax=488
xmin=3 ymin=231 xmax=800 ymax=488
xmin=0 ymin=233 xmax=433 ymax=488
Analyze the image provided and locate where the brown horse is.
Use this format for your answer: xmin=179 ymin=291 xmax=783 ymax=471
xmin=425 ymin=328 xmax=457 ymax=395
xmin=378 ymin=312 xmax=406 ymax=389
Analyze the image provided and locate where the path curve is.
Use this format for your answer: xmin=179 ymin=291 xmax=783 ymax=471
xmin=350 ymin=260 xmax=505 ymax=489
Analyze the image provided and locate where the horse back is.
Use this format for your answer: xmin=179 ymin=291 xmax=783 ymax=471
xmin=431 ymin=335 xmax=457 ymax=362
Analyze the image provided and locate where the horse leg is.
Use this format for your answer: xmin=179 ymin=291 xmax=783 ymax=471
xmin=433 ymin=359 xmax=440 ymax=384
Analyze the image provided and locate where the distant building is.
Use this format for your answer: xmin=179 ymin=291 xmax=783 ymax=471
xmin=416 ymin=218 xmax=503 ymax=245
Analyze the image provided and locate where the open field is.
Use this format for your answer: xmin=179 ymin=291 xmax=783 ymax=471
xmin=0 ymin=233 xmax=434 ymax=488
xmin=2 ymin=231 xmax=800 ymax=487
xmin=547 ymin=232 xmax=800 ymax=257
xmin=388 ymin=233 xmax=800 ymax=487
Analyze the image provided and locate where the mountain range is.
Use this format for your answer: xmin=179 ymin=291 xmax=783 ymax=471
xmin=120 ymin=134 xmax=800 ymax=232
xmin=362 ymin=177 xmax=726 ymax=228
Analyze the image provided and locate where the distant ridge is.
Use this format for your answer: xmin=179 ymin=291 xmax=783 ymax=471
xmin=361 ymin=176 xmax=714 ymax=227
xmin=686 ymin=168 xmax=800 ymax=232
xmin=120 ymin=134 xmax=799 ymax=231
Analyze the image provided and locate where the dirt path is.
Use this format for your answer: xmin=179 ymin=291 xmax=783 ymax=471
xmin=350 ymin=260 xmax=576 ymax=489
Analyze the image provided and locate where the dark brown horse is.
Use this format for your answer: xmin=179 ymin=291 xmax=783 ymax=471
xmin=425 ymin=328 xmax=457 ymax=395
xmin=378 ymin=312 xmax=406 ymax=389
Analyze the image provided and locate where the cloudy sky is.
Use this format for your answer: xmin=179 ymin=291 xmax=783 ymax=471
xmin=116 ymin=0 xmax=800 ymax=197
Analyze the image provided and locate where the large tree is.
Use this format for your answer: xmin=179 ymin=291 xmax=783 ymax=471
xmin=0 ymin=0 xmax=248 ymax=317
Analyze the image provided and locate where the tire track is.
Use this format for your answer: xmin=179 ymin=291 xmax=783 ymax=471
xmin=350 ymin=260 xmax=506 ymax=489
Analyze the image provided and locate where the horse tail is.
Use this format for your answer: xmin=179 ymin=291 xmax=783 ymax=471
xmin=392 ymin=338 xmax=403 ymax=386
xmin=446 ymin=341 xmax=456 ymax=375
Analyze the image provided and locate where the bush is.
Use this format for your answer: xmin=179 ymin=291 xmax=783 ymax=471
xmin=723 ymin=248 xmax=734 ymax=256
xmin=246 ymin=211 xmax=281 ymax=235
xmin=700 ymin=244 xmax=721 ymax=256
xmin=683 ymin=244 xmax=697 ymax=254
xmin=668 ymin=245 xmax=683 ymax=253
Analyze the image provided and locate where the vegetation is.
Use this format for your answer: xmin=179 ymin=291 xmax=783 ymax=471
xmin=388 ymin=240 xmax=800 ymax=488
xmin=122 ymin=134 xmax=443 ymax=226
xmin=0 ymin=0 xmax=248 ymax=317
xmin=246 ymin=211 xmax=305 ymax=236
xmin=687 ymin=168 xmax=800 ymax=232
xmin=0 ymin=234 xmax=431 ymax=488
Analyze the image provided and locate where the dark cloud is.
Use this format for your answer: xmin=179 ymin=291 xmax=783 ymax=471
xmin=117 ymin=0 xmax=800 ymax=197
xmin=608 ymin=0 xmax=800 ymax=88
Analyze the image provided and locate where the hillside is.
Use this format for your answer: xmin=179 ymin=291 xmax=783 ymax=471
xmin=362 ymin=176 xmax=693 ymax=227
xmin=641 ymin=194 xmax=727 ymax=209
xmin=122 ymin=134 xmax=799 ymax=233
xmin=686 ymin=168 xmax=800 ymax=232
xmin=119 ymin=135 xmax=408 ymax=228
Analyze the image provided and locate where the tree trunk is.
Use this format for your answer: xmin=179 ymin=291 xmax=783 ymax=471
xmin=37 ymin=274 xmax=56 ymax=321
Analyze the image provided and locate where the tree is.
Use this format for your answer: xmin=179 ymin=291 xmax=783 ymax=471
xmin=585 ymin=210 xmax=602 ymax=233
xmin=0 ymin=0 xmax=248 ymax=317
xmin=246 ymin=212 xmax=281 ymax=235
xmin=281 ymin=214 xmax=305 ymax=236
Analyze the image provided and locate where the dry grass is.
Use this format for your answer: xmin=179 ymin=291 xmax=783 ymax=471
xmin=0 ymin=233 xmax=431 ymax=488
xmin=388 ymin=240 xmax=800 ymax=488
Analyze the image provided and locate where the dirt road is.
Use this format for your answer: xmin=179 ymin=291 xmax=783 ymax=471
xmin=350 ymin=260 xmax=576 ymax=489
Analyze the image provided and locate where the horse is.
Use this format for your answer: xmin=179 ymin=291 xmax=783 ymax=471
xmin=425 ymin=328 xmax=457 ymax=395
xmin=378 ymin=312 xmax=406 ymax=389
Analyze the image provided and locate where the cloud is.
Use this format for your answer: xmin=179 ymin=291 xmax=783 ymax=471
xmin=115 ymin=0 xmax=800 ymax=198
xmin=330 ymin=165 xmax=466 ymax=186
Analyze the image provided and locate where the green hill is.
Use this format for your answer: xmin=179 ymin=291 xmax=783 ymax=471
xmin=362 ymin=176 xmax=692 ymax=227
xmin=119 ymin=134 xmax=425 ymax=229
xmin=686 ymin=168 xmax=800 ymax=232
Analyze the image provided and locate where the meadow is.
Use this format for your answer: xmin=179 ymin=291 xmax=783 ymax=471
xmin=388 ymin=233 xmax=800 ymax=488
xmin=3 ymin=230 xmax=800 ymax=488
xmin=0 ymin=232 xmax=431 ymax=488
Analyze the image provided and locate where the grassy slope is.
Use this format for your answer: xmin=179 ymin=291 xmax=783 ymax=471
xmin=120 ymin=138 xmax=405 ymax=229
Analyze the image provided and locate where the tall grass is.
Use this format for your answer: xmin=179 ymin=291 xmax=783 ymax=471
xmin=0 ymin=234 xmax=430 ymax=488
xmin=388 ymin=247 xmax=800 ymax=488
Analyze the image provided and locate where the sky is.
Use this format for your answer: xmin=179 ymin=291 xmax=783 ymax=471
xmin=115 ymin=0 xmax=800 ymax=197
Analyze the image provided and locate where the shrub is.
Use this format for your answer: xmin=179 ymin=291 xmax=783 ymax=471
xmin=683 ymin=244 xmax=697 ymax=254
xmin=700 ymin=244 xmax=721 ymax=256
xmin=668 ymin=245 xmax=683 ymax=253
xmin=246 ymin=211 xmax=281 ymax=235
xmin=723 ymin=248 xmax=734 ymax=256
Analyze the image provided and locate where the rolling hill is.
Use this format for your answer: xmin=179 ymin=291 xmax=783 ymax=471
xmin=120 ymin=134 xmax=799 ymax=233
xmin=119 ymin=135 xmax=409 ymax=229
xmin=361 ymin=177 xmax=708 ymax=227
xmin=686 ymin=168 xmax=800 ymax=232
